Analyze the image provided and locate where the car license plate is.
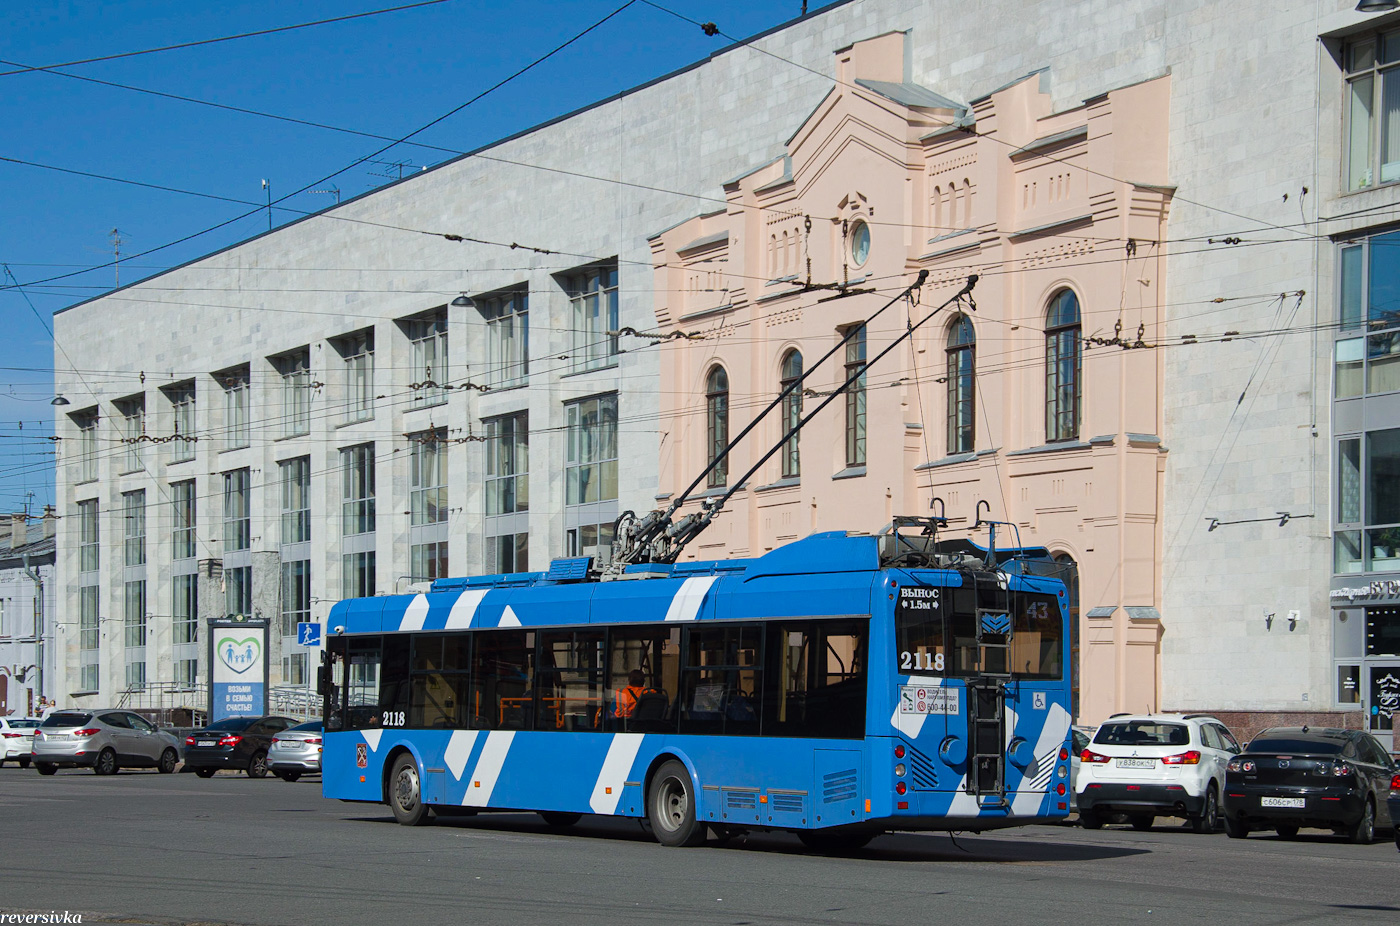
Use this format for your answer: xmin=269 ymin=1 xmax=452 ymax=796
xmin=1260 ymin=796 xmax=1305 ymax=809
xmin=1117 ymin=758 xmax=1156 ymax=769
xmin=197 ymin=740 xmax=216 ymax=747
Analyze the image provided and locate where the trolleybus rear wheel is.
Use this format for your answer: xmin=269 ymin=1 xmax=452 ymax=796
xmin=389 ymin=754 xmax=432 ymax=826
xmin=648 ymin=760 xmax=706 ymax=847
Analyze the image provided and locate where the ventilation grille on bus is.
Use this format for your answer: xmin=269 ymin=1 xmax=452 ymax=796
xmin=724 ymin=790 xmax=757 ymax=811
xmin=909 ymin=747 xmax=939 ymax=790
xmin=770 ymin=792 xmax=804 ymax=814
xmin=823 ymin=769 xmax=858 ymax=804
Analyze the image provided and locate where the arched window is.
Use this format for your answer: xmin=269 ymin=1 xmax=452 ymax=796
xmin=1045 ymin=289 xmax=1082 ymax=442
xmin=706 ymin=366 xmax=729 ymax=487
xmin=946 ymin=315 xmax=975 ymax=454
xmin=780 ymin=349 xmax=803 ymax=477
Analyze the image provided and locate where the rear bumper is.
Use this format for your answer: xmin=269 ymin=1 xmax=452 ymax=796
xmin=1222 ymin=785 xmax=1364 ymax=828
xmin=268 ymin=755 xmax=321 ymax=772
xmin=1077 ymin=782 xmax=1206 ymax=816
xmin=182 ymin=750 xmax=244 ymax=769
xmin=30 ymin=751 xmax=97 ymax=768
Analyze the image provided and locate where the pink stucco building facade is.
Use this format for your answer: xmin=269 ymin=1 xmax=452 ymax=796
xmin=649 ymin=33 xmax=1173 ymax=722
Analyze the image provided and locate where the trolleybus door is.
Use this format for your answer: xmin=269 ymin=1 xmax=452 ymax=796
xmin=966 ymin=574 xmax=1012 ymax=803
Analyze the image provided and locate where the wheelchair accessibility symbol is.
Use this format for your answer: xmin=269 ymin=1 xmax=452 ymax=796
xmin=1033 ymin=692 xmax=1047 ymax=710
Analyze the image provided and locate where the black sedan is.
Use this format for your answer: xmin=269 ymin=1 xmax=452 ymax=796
xmin=1222 ymin=726 xmax=1396 ymax=843
xmin=183 ymin=716 xmax=297 ymax=778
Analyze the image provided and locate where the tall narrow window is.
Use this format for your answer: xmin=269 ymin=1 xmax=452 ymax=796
xmin=172 ymin=574 xmax=198 ymax=687
xmin=843 ymin=325 xmax=867 ymax=467
xmin=705 ymin=366 xmax=729 ymax=488
xmin=117 ymin=396 xmax=145 ymax=473
xmin=1343 ymin=32 xmax=1400 ymax=192
xmin=780 ymin=350 xmax=802 ymax=478
xmin=79 ymin=585 xmax=99 ymax=691
xmin=220 ymin=367 xmax=250 ymax=450
xmin=280 ymin=457 xmax=311 ymax=545
xmin=343 ymin=551 xmax=376 ymax=599
xmin=946 ymin=315 xmax=976 ymax=454
xmin=341 ymin=444 xmax=375 ymax=536
xmin=564 ymin=263 xmax=619 ymax=373
xmin=485 ymin=412 xmax=528 ymax=574
xmin=124 ymin=579 xmax=147 ymax=690
xmin=281 ymin=560 xmax=311 ymax=637
xmin=225 ymin=565 xmax=252 ymax=619
xmin=223 ymin=469 xmax=250 ymax=553
xmin=406 ymin=311 xmax=448 ymax=407
xmin=122 ymin=490 xmax=146 ymax=567
xmin=335 ymin=330 xmax=375 ymax=423
xmin=480 ymin=289 xmax=529 ymax=388
xmin=410 ymin=433 xmax=448 ymax=527
xmin=1045 ymin=289 xmax=1082 ymax=442
xmin=564 ymin=394 xmax=618 ymax=558
xmin=274 ymin=349 xmax=311 ymax=437
xmin=166 ymin=382 xmax=196 ymax=463
xmin=172 ymin=480 xmax=196 ymax=559
xmin=410 ymin=430 xmax=448 ymax=582
xmin=74 ymin=411 xmax=99 ymax=483
xmin=78 ymin=499 xmax=99 ymax=573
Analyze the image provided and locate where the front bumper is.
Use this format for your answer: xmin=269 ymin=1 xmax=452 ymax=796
xmin=1222 ymin=783 xmax=1364 ymax=829
xmin=1077 ymin=782 xmax=1206 ymax=816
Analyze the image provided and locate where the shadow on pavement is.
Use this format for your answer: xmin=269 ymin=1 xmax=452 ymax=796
xmin=342 ymin=810 xmax=1149 ymax=862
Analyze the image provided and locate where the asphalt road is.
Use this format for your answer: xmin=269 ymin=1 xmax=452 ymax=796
xmin=1 ymin=764 xmax=1396 ymax=926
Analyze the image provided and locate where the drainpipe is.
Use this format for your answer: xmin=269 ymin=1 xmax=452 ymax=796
xmin=22 ymin=553 xmax=43 ymax=707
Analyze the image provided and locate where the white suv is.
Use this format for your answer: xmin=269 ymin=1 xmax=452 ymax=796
xmin=1075 ymin=713 xmax=1241 ymax=833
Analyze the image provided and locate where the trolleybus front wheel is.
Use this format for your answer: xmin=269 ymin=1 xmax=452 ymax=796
xmin=389 ymin=754 xmax=432 ymax=827
xmin=648 ymin=760 xmax=706 ymax=847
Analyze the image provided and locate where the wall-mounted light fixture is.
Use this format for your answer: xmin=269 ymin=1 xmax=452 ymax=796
xmin=51 ymin=395 xmax=71 ymax=406
xmin=1358 ymin=1 xmax=1400 ymax=13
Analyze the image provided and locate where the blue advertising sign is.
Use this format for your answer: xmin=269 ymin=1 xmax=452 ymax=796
xmin=209 ymin=621 xmax=268 ymax=722
xmin=297 ymin=622 xmax=322 ymax=647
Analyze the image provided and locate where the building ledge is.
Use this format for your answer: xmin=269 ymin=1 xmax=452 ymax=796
xmin=1086 ymin=605 xmax=1117 ymax=619
xmin=678 ymin=303 xmax=734 ymax=323
xmin=1008 ymin=213 xmax=1094 ymax=241
xmin=832 ymin=466 xmax=866 ymax=480
xmin=1006 ymin=440 xmax=1091 ymax=457
xmin=1125 ymin=606 xmax=1161 ymax=621
xmin=915 ymin=448 xmax=998 ymax=470
xmin=755 ymin=476 xmax=800 ymax=492
xmin=1088 ymin=434 xmax=1115 ymax=446
xmin=1009 ymin=125 xmax=1088 ymax=162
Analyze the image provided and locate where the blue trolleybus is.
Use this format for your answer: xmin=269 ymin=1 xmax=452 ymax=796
xmin=320 ymin=520 xmax=1074 ymax=849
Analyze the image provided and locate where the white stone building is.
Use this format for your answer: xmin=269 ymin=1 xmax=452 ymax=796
xmin=0 ymin=513 xmax=56 ymax=718
xmin=49 ymin=1 xmax=1400 ymax=742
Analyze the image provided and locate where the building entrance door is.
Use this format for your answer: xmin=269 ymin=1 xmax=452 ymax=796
xmin=1366 ymin=663 xmax=1400 ymax=753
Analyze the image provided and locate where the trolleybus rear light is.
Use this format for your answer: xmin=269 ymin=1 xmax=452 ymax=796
xmin=894 ymin=744 xmax=905 ymax=759
xmin=894 ymin=764 xmax=906 ymax=778
xmin=897 ymin=801 xmax=909 ymax=810
xmin=1059 ymin=746 xmax=1070 ymax=761
xmin=895 ymin=781 xmax=907 ymax=795
xmin=1056 ymin=783 xmax=1066 ymax=795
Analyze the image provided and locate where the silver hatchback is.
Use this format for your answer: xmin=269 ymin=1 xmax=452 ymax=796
xmin=267 ymin=720 xmax=322 ymax=782
xmin=31 ymin=709 xmax=182 ymax=775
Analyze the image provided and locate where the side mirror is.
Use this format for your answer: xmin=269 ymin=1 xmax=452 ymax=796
xmin=316 ymin=665 xmax=329 ymax=697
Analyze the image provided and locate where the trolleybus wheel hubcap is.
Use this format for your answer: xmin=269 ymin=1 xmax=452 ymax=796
xmin=658 ymin=776 xmax=687 ymax=831
xmin=396 ymin=765 xmax=420 ymax=812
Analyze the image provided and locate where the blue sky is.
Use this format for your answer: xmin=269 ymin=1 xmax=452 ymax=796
xmin=0 ymin=0 xmax=836 ymax=515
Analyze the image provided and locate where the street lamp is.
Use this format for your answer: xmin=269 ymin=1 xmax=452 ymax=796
xmin=50 ymin=395 xmax=70 ymax=406
xmin=1358 ymin=1 xmax=1400 ymax=13
xmin=451 ymin=293 xmax=473 ymax=308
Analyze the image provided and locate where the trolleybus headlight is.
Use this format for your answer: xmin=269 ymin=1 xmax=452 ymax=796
xmin=895 ymin=781 xmax=907 ymax=795
xmin=894 ymin=763 xmax=906 ymax=778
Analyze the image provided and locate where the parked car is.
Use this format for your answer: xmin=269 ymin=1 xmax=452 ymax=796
xmin=1076 ymin=713 xmax=1241 ymax=833
xmin=1222 ymin=726 xmax=1396 ymax=843
xmin=1 ymin=717 xmax=41 ymax=767
xmin=1068 ymin=725 xmax=1093 ymax=797
xmin=268 ymin=720 xmax=322 ymax=782
xmin=183 ymin=715 xmax=296 ymax=778
xmin=30 ymin=709 xmax=181 ymax=775
xmin=1389 ymin=770 xmax=1400 ymax=852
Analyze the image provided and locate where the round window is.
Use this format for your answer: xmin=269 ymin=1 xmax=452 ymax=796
xmin=850 ymin=219 xmax=871 ymax=267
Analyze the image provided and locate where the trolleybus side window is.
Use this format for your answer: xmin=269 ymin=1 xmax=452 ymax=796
xmin=680 ymin=624 xmax=762 ymax=736
xmin=345 ymin=636 xmax=382 ymax=729
xmin=409 ymin=634 xmax=471 ymax=729
xmin=378 ymin=635 xmax=411 ymax=728
xmin=606 ymin=626 xmax=679 ymax=733
xmin=762 ymin=619 xmax=867 ymax=739
xmin=470 ymin=630 xmax=536 ymax=730
xmin=894 ymin=583 xmax=945 ymax=674
xmin=537 ymin=629 xmax=605 ymax=732
xmin=1009 ymin=592 xmax=1063 ymax=680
